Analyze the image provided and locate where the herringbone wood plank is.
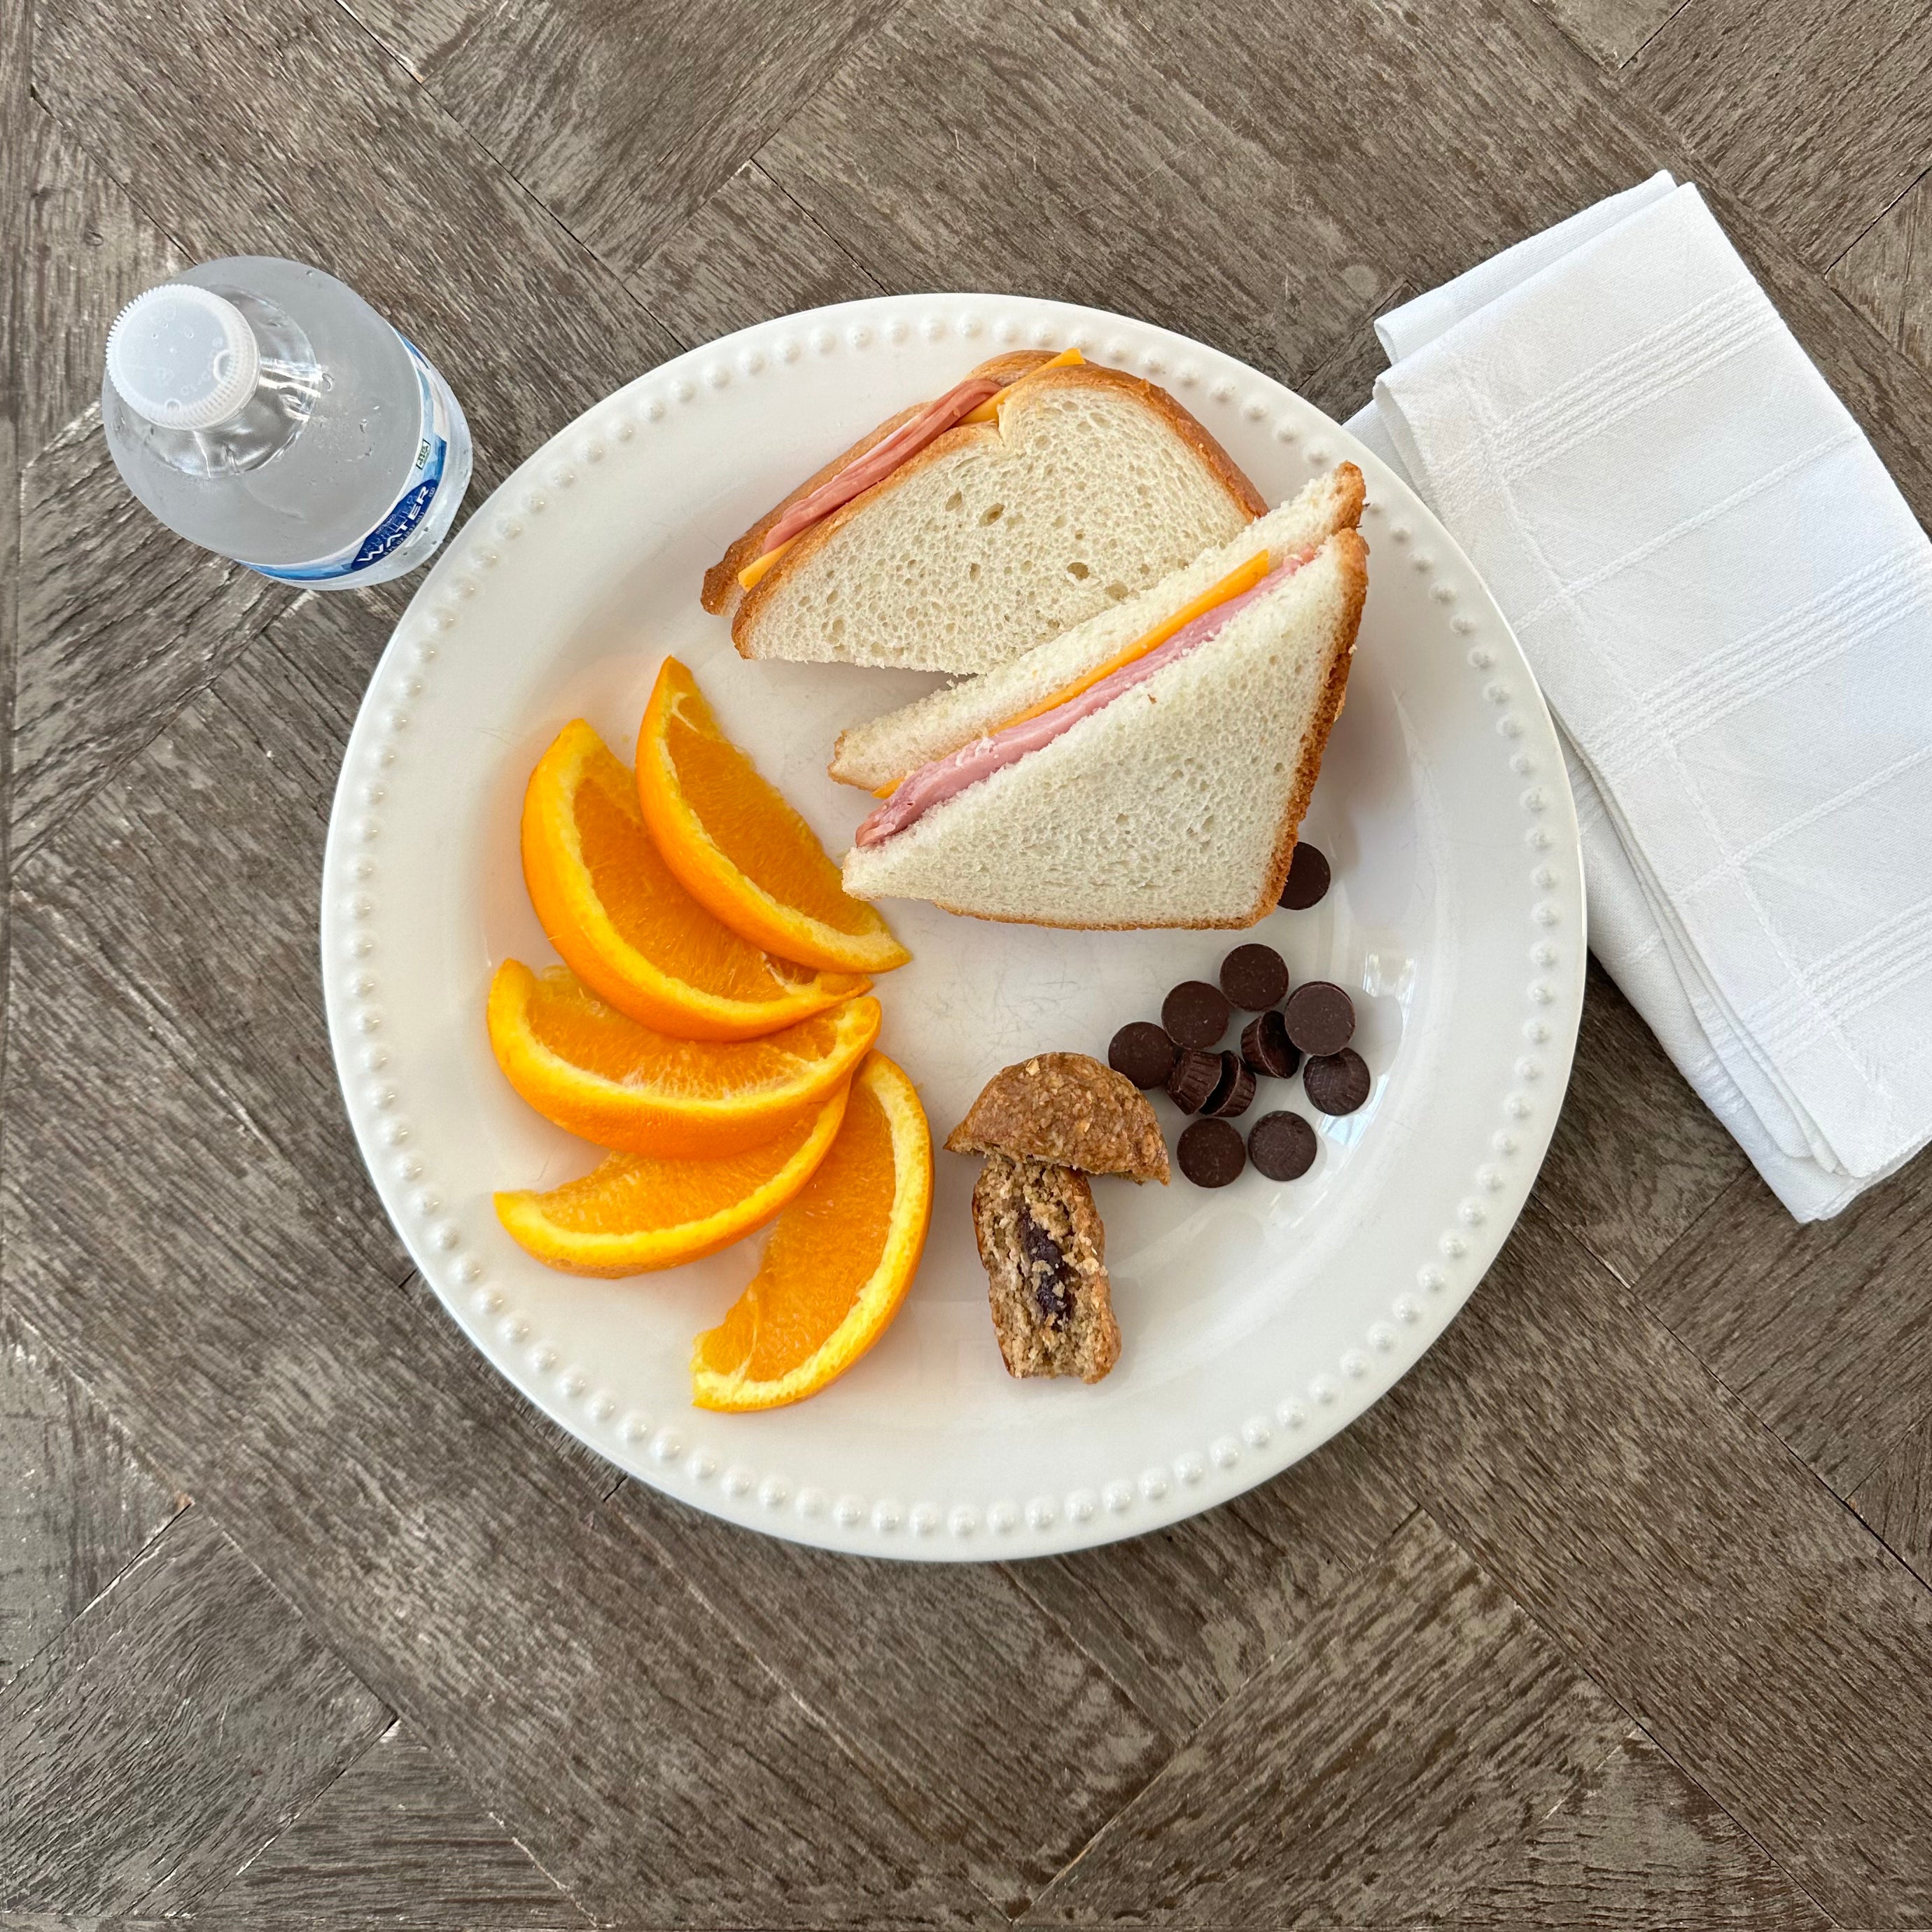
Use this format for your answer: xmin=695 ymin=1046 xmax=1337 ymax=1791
xmin=191 ymin=1724 xmax=582 ymax=1929
xmin=0 ymin=1508 xmax=388 ymax=1917
xmin=8 ymin=0 xmax=1932 ymax=1922
xmin=0 ymin=1323 xmax=181 ymax=1688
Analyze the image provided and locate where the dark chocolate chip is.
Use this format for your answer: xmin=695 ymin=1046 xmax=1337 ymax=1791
xmin=1303 ymin=1048 xmax=1371 ymax=1116
xmin=1177 ymin=1116 xmax=1247 ymax=1188
xmin=1279 ymin=842 xmax=1332 ymax=910
xmin=1018 ymin=1205 xmax=1075 ymax=1328
xmin=1204 ymin=1052 xmax=1256 ymax=1119
xmin=1240 ymin=1009 xmax=1301 ymax=1080
xmin=1284 ymin=980 xmax=1356 ymax=1057
xmin=1218 ymin=942 xmax=1289 ymax=1011
xmin=1249 ymin=1110 xmax=1318 ymax=1180
xmin=1166 ymin=1047 xmax=1222 ymax=1114
xmin=1162 ymin=979 xmax=1232 ymax=1049
xmin=1108 ymin=1021 xmax=1178 ymax=1090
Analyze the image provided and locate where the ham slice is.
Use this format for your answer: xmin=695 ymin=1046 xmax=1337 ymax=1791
xmin=853 ymin=550 xmax=1311 ymax=849
xmin=759 ymin=374 xmax=1003 ymax=556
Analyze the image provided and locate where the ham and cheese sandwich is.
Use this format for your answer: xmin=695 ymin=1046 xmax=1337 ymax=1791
xmin=703 ymin=349 xmax=1266 ymax=677
xmin=835 ymin=465 xmax=1368 ymax=930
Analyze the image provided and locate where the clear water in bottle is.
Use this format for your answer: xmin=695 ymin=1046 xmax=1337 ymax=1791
xmin=102 ymin=256 xmax=472 ymax=589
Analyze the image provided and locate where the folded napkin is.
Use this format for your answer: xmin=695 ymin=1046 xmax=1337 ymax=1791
xmin=1348 ymin=174 xmax=1932 ymax=1219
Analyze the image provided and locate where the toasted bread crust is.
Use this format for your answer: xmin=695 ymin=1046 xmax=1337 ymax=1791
xmin=700 ymin=350 xmax=1057 ymax=615
xmin=729 ymin=360 xmax=1267 ymax=659
xmin=1248 ymin=524 xmax=1370 ymax=922
xmin=917 ymin=526 xmax=1370 ymax=932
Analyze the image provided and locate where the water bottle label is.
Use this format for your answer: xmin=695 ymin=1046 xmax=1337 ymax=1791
xmin=248 ymin=336 xmax=453 ymax=583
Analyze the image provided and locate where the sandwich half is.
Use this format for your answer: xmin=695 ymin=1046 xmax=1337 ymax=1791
xmin=836 ymin=465 xmax=1368 ymax=930
xmin=705 ymin=350 xmax=1266 ymax=677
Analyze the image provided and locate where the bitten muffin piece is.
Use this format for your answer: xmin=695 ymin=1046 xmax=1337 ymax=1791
xmin=946 ymin=1053 xmax=1169 ymax=1183
xmin=972 ymin=1153 xmax=1121 ymax=1382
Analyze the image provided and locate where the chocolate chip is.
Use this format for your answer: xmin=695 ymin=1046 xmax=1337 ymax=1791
xmin=1303 ymin=1048 xmax=1371 ymax=1116
xmin=1279 ymin=842 xmax=1331 ymax=910
xmin=1166 ymin=1047 xmax=1222 ymax=1114
xmin=1162 ymin=979 xmax=1232 ymax=1049
xmin=1249 ymin=1110 xmax=1317 ymax=1181
xmin=1177 ymin=1117 xmax=1247 ymax=1188
xmin=1204 ymin=1051 xmax=1256 ymax=1119
xmin=1284 ymin=981 xmax=1355 ymax=1056
xmin=1240 ymin=1009 xmax=1301 ymax=1080
xmin=1108 ymin=1021 xmax=1177 ymax=1090
xmin=1218 ymin=942 xmax=1289 ymax=1011
xmin=1018 ymin=1206 xmax=1075 ymax=1328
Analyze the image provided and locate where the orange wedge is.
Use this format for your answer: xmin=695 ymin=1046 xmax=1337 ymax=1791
xmin=488 ymin=961 xmax=881 ymax=1156
xmin=636 ymin=659 xmax=911 ymax=975
xmin=522 ymin=720 xmax=869 ymax=1041
xmin=495 ymin=1082 xmax=849 ymax=1278
xmin=692 ymin=1052 xmax=932 ymax=1410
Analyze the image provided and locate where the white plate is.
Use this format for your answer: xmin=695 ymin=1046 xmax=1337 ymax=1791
xmin=321 ymin=295 xmax=1583 ymax=1560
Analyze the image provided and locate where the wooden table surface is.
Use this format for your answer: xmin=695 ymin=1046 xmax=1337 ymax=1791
xmin=5 ymin=0 xmax=1932 ymax=1925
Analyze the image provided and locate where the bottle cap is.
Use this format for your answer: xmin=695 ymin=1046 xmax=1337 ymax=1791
xmin=106 ymin=284 xmax=261 ymax=430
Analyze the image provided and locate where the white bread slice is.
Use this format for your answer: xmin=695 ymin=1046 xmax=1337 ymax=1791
xmin=702 ymin=349 xmax=1053 ymax=613
xmin=839 ymin=528 xmax=1368 ymax=930
xmin=723 ymin=361 xmax=1266 ymax=676
xmin=832 ymin=464 xmax=1365 ymax=791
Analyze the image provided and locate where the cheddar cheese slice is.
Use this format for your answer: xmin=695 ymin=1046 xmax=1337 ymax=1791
xmin=867 ymin=550 xmax=1272 ymax=797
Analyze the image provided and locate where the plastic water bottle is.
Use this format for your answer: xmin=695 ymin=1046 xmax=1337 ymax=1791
xmin=102 ymin=256 xmax=472 ymax=589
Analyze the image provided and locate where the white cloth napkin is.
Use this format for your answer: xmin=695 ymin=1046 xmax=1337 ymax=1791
xmin=1348 ymin=174 xmax=1932 ymax=1219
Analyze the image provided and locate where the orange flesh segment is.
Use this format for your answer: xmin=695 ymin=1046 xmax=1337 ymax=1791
xmin=569 ymin=749 xmax=797 ymax=1003
xmin=734 ymin=349 xmax=1086 ymax=589
xmin=525 ymin=1105 xmax=830 ymax=1238
xmin=696 ymin=1077 xmax=897 ymax=1380
xmin=661 ymin=685 xmax=877 ymax=941
xmin=958 ymin=346 xmax=1086 ymax=423
xmin=523 ymin=972 xmax=855 ymax=1099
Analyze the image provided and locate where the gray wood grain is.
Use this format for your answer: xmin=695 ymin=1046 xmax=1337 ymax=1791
xmin=1291 ymin=281 xmax=1405 ymax=424
xmin=335 ymin=0 xmax=493 ymax=84
xmin=617 ymin=1485 xmax=1169 ymax=1915
xmin=0 ymin=1322 xmax=182 ymax=1689
xmin=1534 ymin=958 xmax=1749 ymax=1287
xmin=1533 ymin=0 xmax=1682 ymax=66
xmin=12 ymin=410 xmax=290 ymax=858
xmin=1023 ymin=1510 xmax=1630 ymax=1925
xmin=1833 ymin=167 xmax=1932 ymax=384
xmin=433 ymin=0 xmax=900 ymax=277
xmin=1364 ymin=1200 xmax=1932 ymax=1928
xmin=1639 ymin=1156 xmax=1932 ymax=1499
xmin=1629 ymin=0 xmax=1932 ymax=266
xmin=1851 ymin=1408 xmax=1932 ymax=1590
xmin=1 ymin=406 xmax=18 ymax=1088
xmin=15 ymin=582 xmax=407 ymax=1254
xmin=754 ymin=0 xmax=1394 ymax=388
xmin=631 ymin=160 xmax=886 ymax=351
xmin=0 ymin=1505 xmax=388 ymax=1917
xmin=31 ymin=0 xmax=680 ymax=501
xmin=1002 ymin=1428 xmax=1415 ymax=1745
xmin=1459 ymin=1731 xmax=1834 ymax=1930
xmin=194 ymin=1722 xmax=582 ymax=1928
xmin=1110 ymin=0 xmax=1661 ymax=312
xmin=18 ymin=102 xmax=182 ymax=461
xmin=0 ymin=900 xmax=995 ymax=1924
